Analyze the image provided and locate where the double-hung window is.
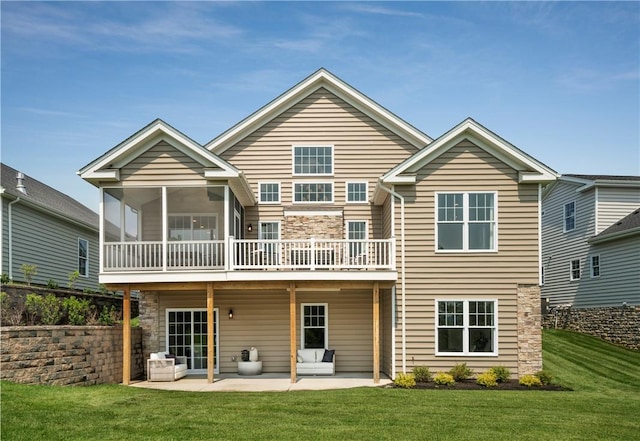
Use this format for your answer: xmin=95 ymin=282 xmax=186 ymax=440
xmin=436 ymin=300 xmax=497 ymax=355
xmin=302 ymin=303 xmax=328 ymax=349
xmin=78 ymin=238 xmax=89 ymax=277
xmin=293 ymin=145 xmax=334 ymax=203
xmin=346 ymin=221 xmax=367 ymax=262
xmin=564 ymin=201 xmax=576 ymax=232
xmin=570 ymin=259 xmax=581 ymax=281
xmin=590 ymin=255 xmax=600 ymax=278
xmin=436 ymin=192 xmax=497 ymax=251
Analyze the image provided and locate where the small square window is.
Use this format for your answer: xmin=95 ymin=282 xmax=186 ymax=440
xmin=346 ymin=182 xmax=368 ymax=203
xmin=259 ymin=183 xmax=280 ymax=204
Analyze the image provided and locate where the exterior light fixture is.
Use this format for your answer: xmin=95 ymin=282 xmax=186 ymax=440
xmin=247 ymin=224 xmax=253 ymax=232
xmin=228 ymin=309 xmax=234 ymax=319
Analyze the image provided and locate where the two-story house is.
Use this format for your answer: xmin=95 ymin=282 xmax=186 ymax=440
xmin=1 ymin=163 xmax=100 ymax=291
xmin=541 ymin=174 xmax=640 ymax=347
xmin=79 ymin=69 xmax=557 ymax=384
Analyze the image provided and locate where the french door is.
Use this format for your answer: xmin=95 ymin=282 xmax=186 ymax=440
xmin=166 ymin=309 xmax=219 ymax=374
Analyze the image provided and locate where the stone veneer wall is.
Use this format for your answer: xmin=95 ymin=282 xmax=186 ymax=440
xmin=139 ymin=291 xmax=160 ymax=377
xmin=542 ymin=306 xmax=640 ymax=350
xmin=282 ymin=211 xmax=344 ymax=240
xmin=517 ymin=284 xmax=543 ymax=375
xmin=0 ymin=326 xmax=143 ymax=385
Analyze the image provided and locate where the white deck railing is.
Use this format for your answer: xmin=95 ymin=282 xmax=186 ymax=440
xmin=103 ymin=238 xmax=395 ymax=272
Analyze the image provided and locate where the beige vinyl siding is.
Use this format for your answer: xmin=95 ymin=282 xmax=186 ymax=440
xmin=393 ymin=140 xmax=539 ymax=375
xmin=155 ymin=288 xmax=374 ymax=374
xmin=541 ymin=182 xmax=595 ymax=307
xmin=597 ymin=187 xmax=640 ymax=233
xmin=117 ymin=141 xmax=212 ymax=185
xmin=220 ymin=88 xmax=418 ymax=240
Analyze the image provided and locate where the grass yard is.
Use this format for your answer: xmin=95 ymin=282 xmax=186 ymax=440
xmin=2 ymin=329 xmax=639 ymax=441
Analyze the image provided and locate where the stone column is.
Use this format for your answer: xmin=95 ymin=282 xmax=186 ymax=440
xmin=517 ymin=284 xmax=542 ymax=376
xmin=138 ymin=291 xmax=159 ymax=377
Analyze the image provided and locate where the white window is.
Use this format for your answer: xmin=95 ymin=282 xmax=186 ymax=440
xmin=346 ymin=220 xmax=367 ymax=262
xmin=293 ymin=145 xmax=333 ymax=175
xmin=78 ymin=238 xmax=89 ymax=277
xmin=259 ymin=182 xmax=280 ymax=204
xmin=436 ymin=300 xmax=497 ymax=355
xmin=570 ymin=259 xmax=581 ymax=281
xmin=302 ymin=303 xmax=328 ymax=349
xmin=436 ymin=192 xmax=497 ymax=252
xmin=564 ymin=201 xmax=576 ymax=232
xmin=346 ymin=182 xmax=368 ymax=203
xmin=293 ymin=182 xmax=333 ymax=203
xmin=590 ymin=255 xmax=600 ymax=278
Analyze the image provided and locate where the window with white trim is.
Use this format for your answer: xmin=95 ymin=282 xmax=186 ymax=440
xmin=302 ymin=303 xmax=328 ymax=349
xmin=259 ymin=221 xmax=280 ymax=262
xmin=78 ymin=238 xmax=89 ymax=277
xmin=436 ymin=300 xmax=497 ymax=355
xmin=590 ymin=255 xmax=600 ymax=278
xmin=293 ymin=182 xmax=333 ymax=203
xmin=293 ymin=146 xmax=333 ymax=175
xmin=436 ymin=192 xmax=496 ymax=251
xmin=346 ymin=182 xmax=368 ymax=203
xmin=259 ymin=182 xmax=280 ymax=204
xmin=570 ymin=259 xmax=581 ymax=281
xmin=564 ymin=201 xmax=576 ymax=232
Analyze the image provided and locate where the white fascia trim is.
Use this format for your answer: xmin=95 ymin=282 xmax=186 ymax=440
xmin=208 ymin=70 xmax=431 ymax=154
xmin=383 ymin=120 xmax=558 ymax=184
xmin=589 ymin=227 xmax=640 ymax=245
xmin=576 ymin=180 xmax=640 ymax=193
xmin=82 ymin=169 xmax=120 ymax=182
xmin=204 ymin=169 xmax=239 ymax=179
xmin=518 ymin=171 xmax=557 ymax=184
xmin=383 ymin=175 xmax=416 ymax=185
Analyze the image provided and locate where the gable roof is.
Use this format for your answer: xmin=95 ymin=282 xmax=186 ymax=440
xmin=206 ymin=68 xmax=433 ymax=155
xmin=590 ymin=207 xmax=640 ymax=244
xmin=380 ymin=117 xmax=558 ymax=185
xmin=1 ymin=163 xmax=98 ymax=230
xmin=78 ymin=119 xmax=255 ymax=206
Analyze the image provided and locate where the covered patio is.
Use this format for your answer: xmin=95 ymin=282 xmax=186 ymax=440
xmin=129 ymin=372 xmax=392 ymax=392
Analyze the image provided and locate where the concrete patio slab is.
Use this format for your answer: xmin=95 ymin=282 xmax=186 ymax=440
xmin=130 ymin=373 xmax=391 ymax=392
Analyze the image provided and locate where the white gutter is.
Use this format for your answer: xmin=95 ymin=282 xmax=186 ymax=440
xmin=7 ymin=197 xmax=21 ymax=280
xmin=376 ymin=182 xmax=407 ymax=374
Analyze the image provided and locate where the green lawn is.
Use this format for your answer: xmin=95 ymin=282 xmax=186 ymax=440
xmin=2 ymin=329 xmax=639 ymax=441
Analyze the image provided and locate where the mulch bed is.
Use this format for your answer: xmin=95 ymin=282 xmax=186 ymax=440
xmin=389 ymin=380 xmax=569 ymax=391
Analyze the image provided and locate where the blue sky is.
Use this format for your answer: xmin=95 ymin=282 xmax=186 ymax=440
xmin=2 ymin=1 xmax=639 ymax=211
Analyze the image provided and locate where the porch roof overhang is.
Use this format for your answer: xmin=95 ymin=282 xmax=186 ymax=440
xmin=77 ymin=119 xmax=256 ymax=206
xmin=101 ymin=270 xmax=398 ymax=288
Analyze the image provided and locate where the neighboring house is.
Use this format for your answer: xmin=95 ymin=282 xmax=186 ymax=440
xmin=541 ymin=175 xmax=640 ymax=308
xmin=1 ymin=163 xmax=100 ymax=290
xmin=79 ymin=69 xmax=557 ymax=384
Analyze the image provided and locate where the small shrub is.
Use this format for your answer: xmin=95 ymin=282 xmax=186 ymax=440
xmin=40 ymin=294 xmax=63 ymax=325
xmin=519 ymin=374 xmax=542 ymax=387
xmin=489 ymin=366 xmax=511 ymax=383
xmin=412 ymin=366 xmax=432 ymax=383
xmin=476 ymin=371 xmax=498 ymax=387
xmin=0 ymin=292 xmax=25 ymax=325
xmin=68 ymin=271 xmax=80 ymax=289
xmin=25 ymin=293 xmax=43 ymax=325
xmin=63 ymin=296 xmax=93 ymax=325
xmin=433 ymin=372 xmax=455 ymax=386
xmin=21 ymin=264 xmax=37 ymax=286
xmin=1 ymin=273 xmax=11 ymax=284
xmin=535 ymin=370 xmax=554 ymax=385
xmin=97 ymin=305 xmax=120 ymax=325
xmin=46 ymin=279 xmax=59 ymax=289
xmin=448 ymin=363 xmax=473 ymax=381
xmin=394 ymin=373 xmax=416 ymax=389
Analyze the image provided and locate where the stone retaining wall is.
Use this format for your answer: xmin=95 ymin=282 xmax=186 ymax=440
xmin=0 ymin=326 xmax=144 ymax=385
xmin=542 ymin=306 xmax=640 ymax=350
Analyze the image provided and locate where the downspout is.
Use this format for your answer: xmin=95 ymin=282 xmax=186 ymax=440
xmin=7 ymin=197 xmax=21 ymax=280
xmin=376 ymin=182 xmax=407 ymax=374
